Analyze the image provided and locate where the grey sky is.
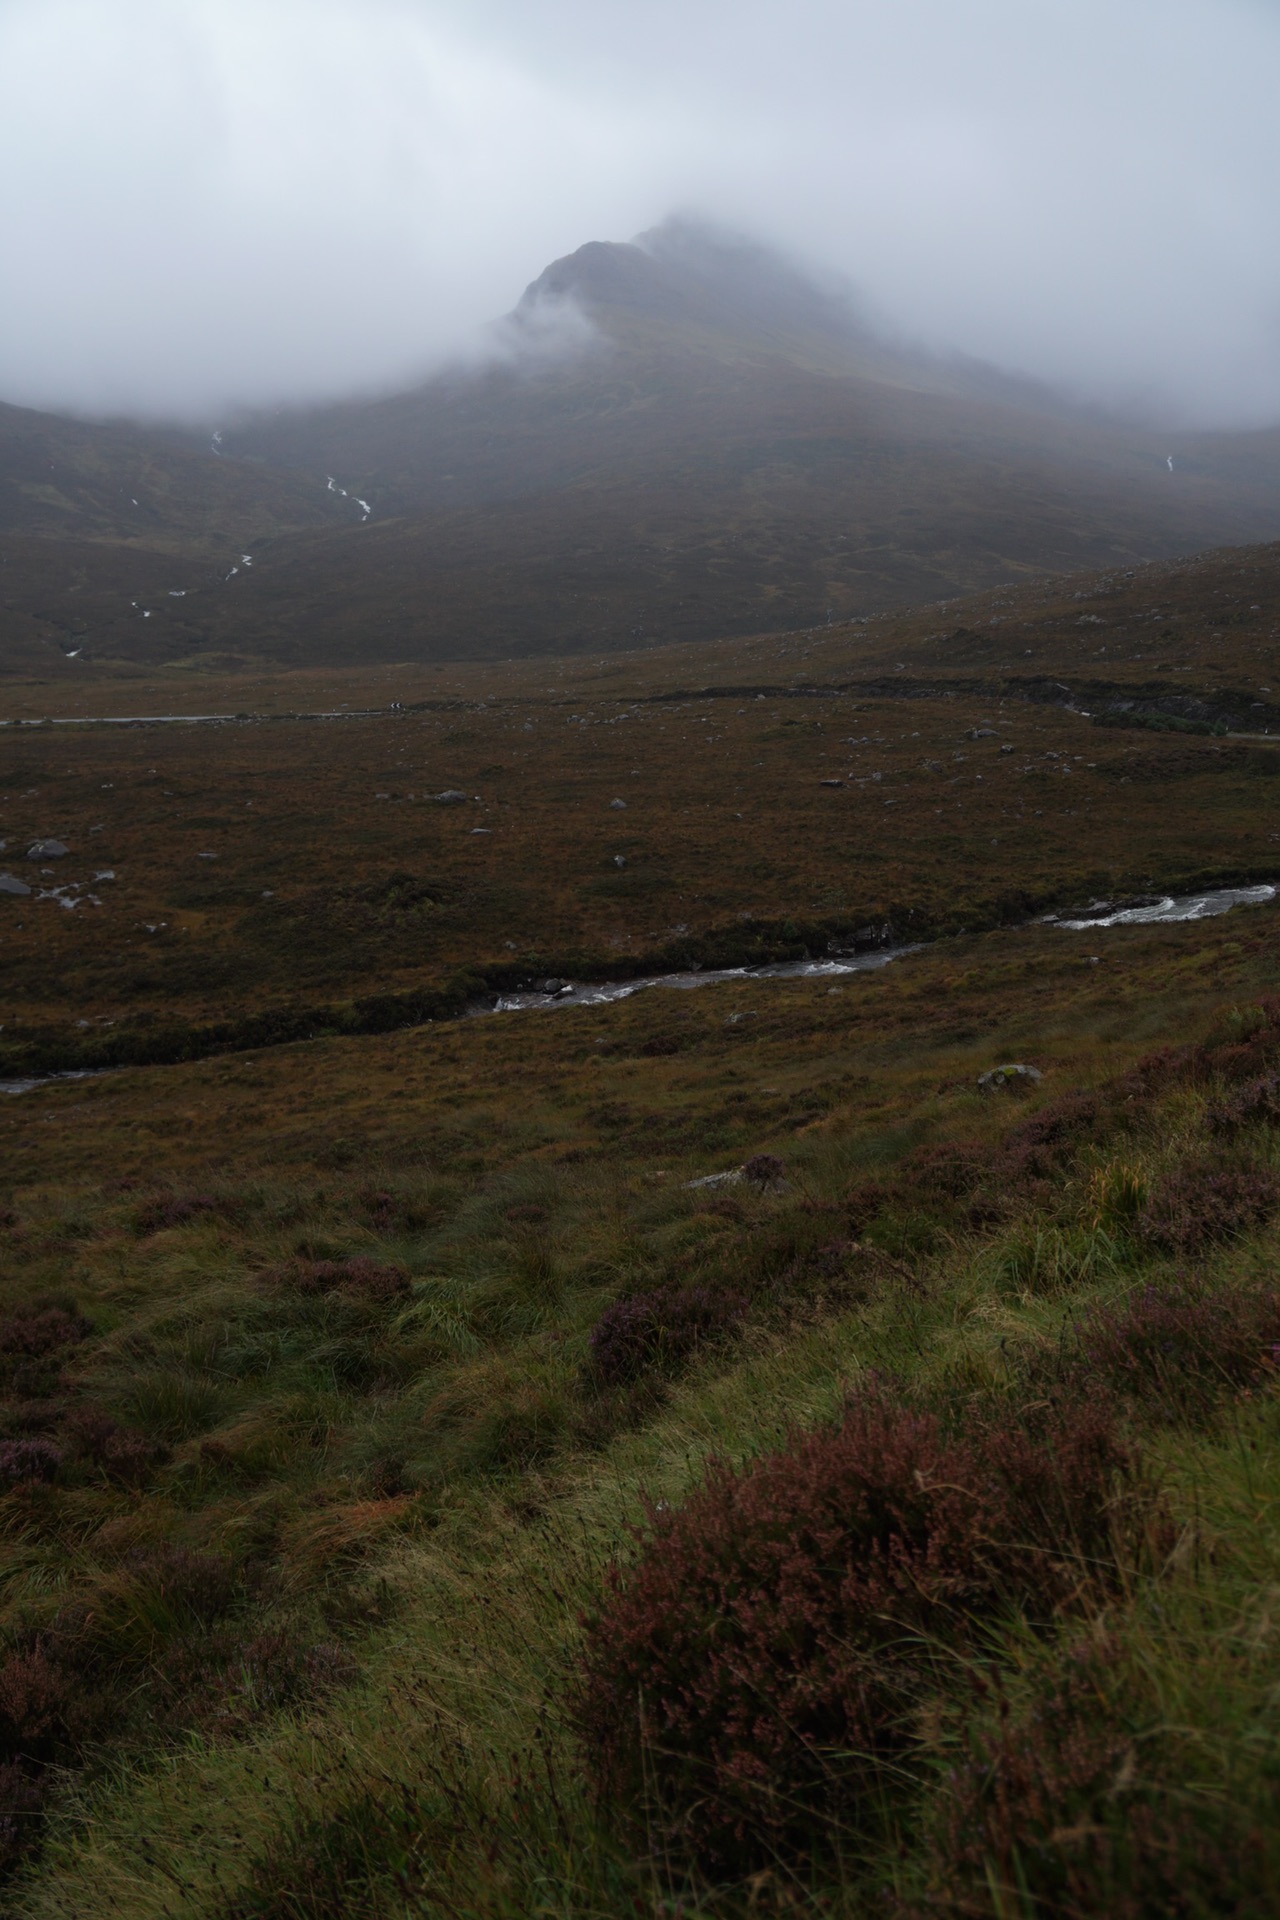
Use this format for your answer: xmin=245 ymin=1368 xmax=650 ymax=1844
xmin=3 ymin=0 xmax=1279 ymax=425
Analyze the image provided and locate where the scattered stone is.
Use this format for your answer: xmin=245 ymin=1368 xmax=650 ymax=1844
xmin=613 ymin=854 xmax=626 ymax=868
xmin=26 ymin=840 xmax=68 ymax=860
xmin=978 ymin=1063 xmax=1043 ymax=1090
xmin=197 ymin=851 xmax=218 ymax=860
xmin=687 ymin=1168 xmax=744 ymax=1190
xmin=819 ymin=778 xmax=843 ymax=787
xmin=966 ymin=727 xmax=999 ymax=739
xmin=724 ymin=1011 xmax=758 ymax=1025
xmin=610 ymin=797 xmax=627 ymax=809
xmin=999 ymin=743 xmax=1015 ymax=753
xmin=0 ymin=875 xmax=31 ymax=897
xmin=433 ymin=790 xmax=469 ymax=805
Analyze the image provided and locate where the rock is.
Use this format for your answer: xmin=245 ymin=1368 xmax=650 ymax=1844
xmin=999 ymin=743 xmax=1015 ymax=753
xmin=687 ymin=1168 xmax=744 ymax=1190
xmin=966 ymin=727 xmax=999 ymax=739
xmin=610 ymin=797 xmax=627 ymax=809
xmin=0 ymin=874 xmax=32 ymax=897
xmin=613 ymin=855 xmax=626 ymax=868
xmin=534 ymin=977 xmax=573 ymax=995
xmin=26 ymin=840 xmax=68 ymax=860
xmin=819 ymin=778 xmax=843 ymax=787
xmin=978 ymin=1063 xmax=1043 ymax=1090
xmin=433 ymin=790 xmax=469 ymax=805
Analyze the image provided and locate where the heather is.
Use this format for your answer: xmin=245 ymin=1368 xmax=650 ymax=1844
xmin=3 ymin=598 xmax=1280 ymax=1912
xmin=575 ymin=1386 xmax=1159 ymax=1873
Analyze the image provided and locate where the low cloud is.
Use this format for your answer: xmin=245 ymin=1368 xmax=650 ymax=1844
xmin=1 ymin=0 xmax=1278 ymax=426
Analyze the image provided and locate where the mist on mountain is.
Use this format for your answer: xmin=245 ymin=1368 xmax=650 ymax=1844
xmin=4 ymin=216 xmax=1279 ymax=678
xmin=2 ymin=0 xmax=1280 ymax=426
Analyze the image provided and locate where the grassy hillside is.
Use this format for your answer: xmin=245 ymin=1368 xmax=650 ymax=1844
xmin=0 ymin=538 xmax=1279 ymax=1910
xmin=3 ymin=885 xmax=1280 ymax=1915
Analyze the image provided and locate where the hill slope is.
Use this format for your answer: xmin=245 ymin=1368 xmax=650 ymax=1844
xmin=4 ymin=221 xmax=1280 ymax=671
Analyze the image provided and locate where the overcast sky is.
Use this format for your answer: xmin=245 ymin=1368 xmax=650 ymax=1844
xmin=3 ymin=0 xmax=1279 ymax=426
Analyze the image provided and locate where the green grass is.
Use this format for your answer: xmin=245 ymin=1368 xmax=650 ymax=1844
xmin=0 ymin=898 xmax=1278 ymax=1912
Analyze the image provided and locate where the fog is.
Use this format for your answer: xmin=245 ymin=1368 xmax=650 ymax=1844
xmin=3 ymin=0 xmax=1279 ymax=427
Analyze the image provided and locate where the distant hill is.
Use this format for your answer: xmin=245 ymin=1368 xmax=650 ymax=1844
xmin=4 ymin=220 xmax=1280 ymax=671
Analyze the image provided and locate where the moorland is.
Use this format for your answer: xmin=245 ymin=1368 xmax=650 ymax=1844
xmin=6 ymin=221 xmax=1280 ymax=676
xmin=2 ymin=527 xmax=1280 ymax=1915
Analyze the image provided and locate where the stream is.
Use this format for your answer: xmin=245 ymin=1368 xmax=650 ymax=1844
xmin=3 ymin=882 xmax=1274 ymax=1095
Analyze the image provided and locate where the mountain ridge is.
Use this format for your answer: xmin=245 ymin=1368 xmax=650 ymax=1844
xmin=4 ymin=220 xmax=1280 ymax=672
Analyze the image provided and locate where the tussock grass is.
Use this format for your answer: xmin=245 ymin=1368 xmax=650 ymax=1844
xmin=3 ymin=904 xmax=1280 ymax=1910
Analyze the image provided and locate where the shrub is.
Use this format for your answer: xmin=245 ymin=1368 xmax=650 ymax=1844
xmin=193 ymin=1632 xmax=359 ymax=1737
xmin=575 ymin=1386 xmax=1154 ymax=1872
xmin=903 ymin=1141 xmax=989 ymax=1199
xmin=0 ymin=1647 xmax=76 ymax=1766
xmin=283 ymin=1257 xmax=410 ymax=1305
xmin=58 ymin=1547 xmax=240 ymax=1677
xmin=741 ymin=1153 xmax=787 ymax=1191
xmin=1000 ymin=1094 xmax=1101 ymax=1184
xmin=587 ymin=1285 xmax=747 ymax=1387
xmin=64 ymin=1410 xmax=168 ymax=1484
xmin=1138 ymin=1162 xmax=1280 ymax=1254
xmin=1207 ymin=1072 xmax=1280 ymax=1136
xmin=0 ymin=1307 xmax=90 ymax=1357
xmin=0 ymin=1439 xmax=62 ymax=1485
xmin=922 ymin=1638 xmax=1275 ymax=1919
xmin=1075 ymin=1274 xmax=1280 ymax=1419
xmin=134 ymin=1193 xmax=220 ymax=1236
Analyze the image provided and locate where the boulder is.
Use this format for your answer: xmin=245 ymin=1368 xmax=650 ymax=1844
xmin=0 ymin=874 xmax=32 ymax=897
xmin=26 ymin=840 xmax=68 ymax=860
xmin=978 ymin=1063 xmax=1043 ymax=1090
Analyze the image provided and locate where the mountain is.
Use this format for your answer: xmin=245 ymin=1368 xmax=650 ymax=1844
xmin=4 ymin=220 xmax=1280 ymax=671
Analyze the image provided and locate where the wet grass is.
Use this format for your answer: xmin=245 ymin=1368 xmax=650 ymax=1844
xmin=0 ymin=896 xmax=1276 ymax=1911
xmin=3 ymin=547 xmax=1280 ymax=1910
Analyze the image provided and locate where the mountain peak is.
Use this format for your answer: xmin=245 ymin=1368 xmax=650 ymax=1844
xmin=517 ymin=219 xmax=867 ymax=349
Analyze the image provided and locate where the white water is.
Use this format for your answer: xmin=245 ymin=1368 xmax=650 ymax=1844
xmin=486 ymin=947 xmax=907 ymax=1015
xmin=1046 ymin=883 xmax=1275 ymax=928
xmin=3 ymin=884 xmax=1274 ymax=1093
